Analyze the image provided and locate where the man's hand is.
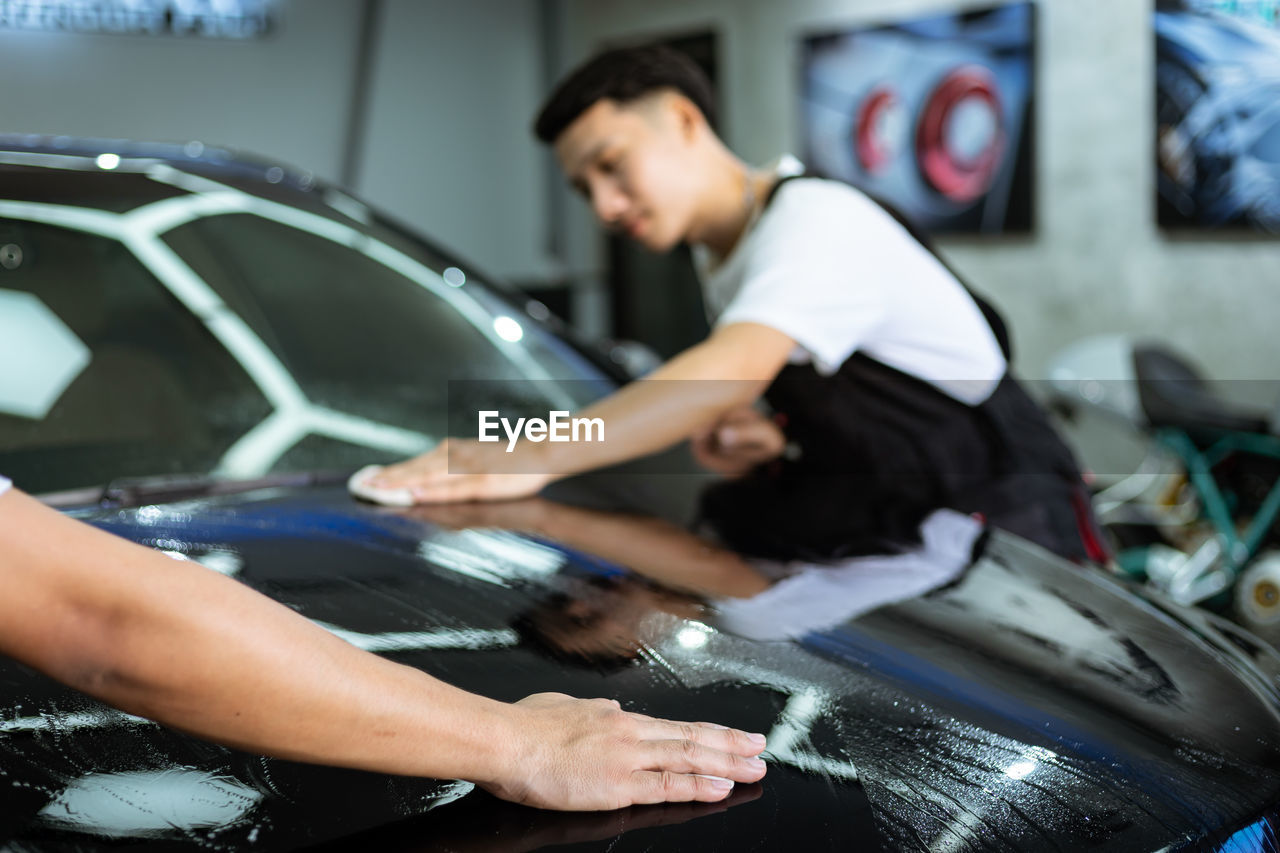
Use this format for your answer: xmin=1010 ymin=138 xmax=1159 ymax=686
xmin=690 ymin=407 xmax=786 ymax=478
xmin=356 ymin=439 xmax=551 ymax=505
xmin=482 ymin=693 xmax=767 ymax=811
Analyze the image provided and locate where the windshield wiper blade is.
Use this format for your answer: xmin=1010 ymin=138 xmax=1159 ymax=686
xmin=97 ymin=470 xmax=349 ymax=508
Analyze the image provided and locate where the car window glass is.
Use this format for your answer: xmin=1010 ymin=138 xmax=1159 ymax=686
xmin=0 ymin=164 xmax=192 ymax=212
xmin=163 ymin=214 xmax=605 ymax=435
xmin=359 ymin=211 xmax=616 ymax=392
xmin=0 ymin=219 xmax=272 ymax=493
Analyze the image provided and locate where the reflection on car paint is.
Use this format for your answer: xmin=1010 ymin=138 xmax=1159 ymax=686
xmin=314 ymin=623 xmax=519 ymax=653
xmin=3 ymin=485 xmax=1280 ymax=849
xmin=418 ymin=528 xmax=568 ymax=586
xmin=716 ymin=509 xmax=980 ymax=640
xmin=0 ymin=289 xmax=92 ymax=420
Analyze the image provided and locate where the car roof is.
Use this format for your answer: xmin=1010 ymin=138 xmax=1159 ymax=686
xmin=0 ymin=133 xmax=367 ymax=224
xmin=0 ymin=134 xmax=314 ymax=190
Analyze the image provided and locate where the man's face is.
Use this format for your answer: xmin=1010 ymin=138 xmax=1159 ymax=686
xmin=553 ymin=95 xmax=700 ymax=252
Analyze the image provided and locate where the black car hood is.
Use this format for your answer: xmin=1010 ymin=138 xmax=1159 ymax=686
xmin=3 ymin=482 xmax=1280 ymax=851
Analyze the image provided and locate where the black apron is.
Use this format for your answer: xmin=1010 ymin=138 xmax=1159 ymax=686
xmin=699 ymin=176 xmax=1091 ymax=562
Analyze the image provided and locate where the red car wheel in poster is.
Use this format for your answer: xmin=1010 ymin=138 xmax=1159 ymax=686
xmin=917 ymin=66 xmax=1005 ymax=203
xmin=854 ymin=86 xmax=903 ymax=174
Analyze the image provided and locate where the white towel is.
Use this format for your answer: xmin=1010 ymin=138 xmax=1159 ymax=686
xmin=347 ymin=465 xmax=415 ymax=507
xmin=714 ymin=509 xmax=982 ymax=641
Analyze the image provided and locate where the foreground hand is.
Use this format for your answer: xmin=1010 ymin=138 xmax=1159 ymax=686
xmin=358 ymin=439 xmax=551 ymax=505
xmin=690 ymin=407 xmax=786 ymax=477
xmin=482 ymin=693 xmax=767 ymax=811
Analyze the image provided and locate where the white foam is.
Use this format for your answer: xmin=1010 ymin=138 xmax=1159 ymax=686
xmin=37 ymin=769 xmax=262 ymax=838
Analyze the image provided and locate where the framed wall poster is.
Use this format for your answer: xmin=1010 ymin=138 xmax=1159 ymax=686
xmin=800 ymin=2 xmax=1036 ymax=235
xmin=1156 ymin=0 xmax=1280 ymax=233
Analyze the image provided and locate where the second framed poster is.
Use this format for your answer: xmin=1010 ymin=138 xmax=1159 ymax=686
xmin=801 ymin=3 xmax=1036 ymax=235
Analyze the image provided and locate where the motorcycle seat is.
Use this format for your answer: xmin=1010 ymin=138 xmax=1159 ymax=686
xmin=1133 ymin=346 xmax=1271 ymax=437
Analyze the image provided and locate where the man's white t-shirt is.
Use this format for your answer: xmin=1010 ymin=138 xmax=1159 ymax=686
xmin=692 ymin=160 xmax=1006 ymax=406
xmin=0 ymin=475 xmax=10 ymax=497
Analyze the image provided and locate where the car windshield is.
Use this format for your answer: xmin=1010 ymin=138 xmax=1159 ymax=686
xmin=0 ymin=159 xmax=614 ymax=495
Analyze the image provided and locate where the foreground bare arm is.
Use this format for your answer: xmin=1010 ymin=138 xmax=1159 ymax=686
xmin=0 ymin=487 xmax=766 ymax=810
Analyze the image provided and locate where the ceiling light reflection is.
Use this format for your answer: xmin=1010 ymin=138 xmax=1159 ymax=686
xmin=493 ymin=316 xmax=523 ymax=342
xmin=1004 ymin=759 xmax=1037 ymax=780
xmin=676 ymin=622 xmax=712 ymax=649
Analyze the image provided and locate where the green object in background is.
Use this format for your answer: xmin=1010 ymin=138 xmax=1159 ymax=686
xmin=1117 ymin=546 xmax=1152 ymax=580
xmin=1111 ymin=426 xmax=1280 ymax=606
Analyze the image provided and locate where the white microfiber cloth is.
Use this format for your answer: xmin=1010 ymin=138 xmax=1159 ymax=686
xmin=713 ymin=509 xmax=983 ymax=641
xmin=347 ymin=464 xmax=415 ymax=507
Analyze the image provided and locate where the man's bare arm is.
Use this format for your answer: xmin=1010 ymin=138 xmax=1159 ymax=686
xmin=0 ymin=488 xmax=767 ymax=810
xmin=365 ymin=322 xmax=796 ymax=503
xmin=542 ymin=322 xmax=795 ymax=474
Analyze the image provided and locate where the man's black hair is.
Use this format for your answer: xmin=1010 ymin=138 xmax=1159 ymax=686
xmin=534 ymin=44 xmax=716 ymax=144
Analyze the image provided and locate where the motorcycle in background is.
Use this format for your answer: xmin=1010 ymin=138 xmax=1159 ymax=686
xmin=1048 ymin=336 xmax=1280 ymax=642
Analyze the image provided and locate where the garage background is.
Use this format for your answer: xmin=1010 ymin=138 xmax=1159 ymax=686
xmin=3 ymin=0 xmax=1277 ymax=395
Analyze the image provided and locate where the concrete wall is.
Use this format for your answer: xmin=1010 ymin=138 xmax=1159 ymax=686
xmin=354 ymin=0 xmax=551 ymax=279
xmin=559 ymin=0 xmax=1280 ymax=382
xmin=0 ymin=0 xmax=363 ymax=185
xmin=0 ymin=0 xmax=551 ymax=279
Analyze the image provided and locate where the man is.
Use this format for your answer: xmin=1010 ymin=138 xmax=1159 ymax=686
xmin=0 ymin=475 xmax=767 ymax=811
xmin=358 ymin=45 xmax=1100 ymax=562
